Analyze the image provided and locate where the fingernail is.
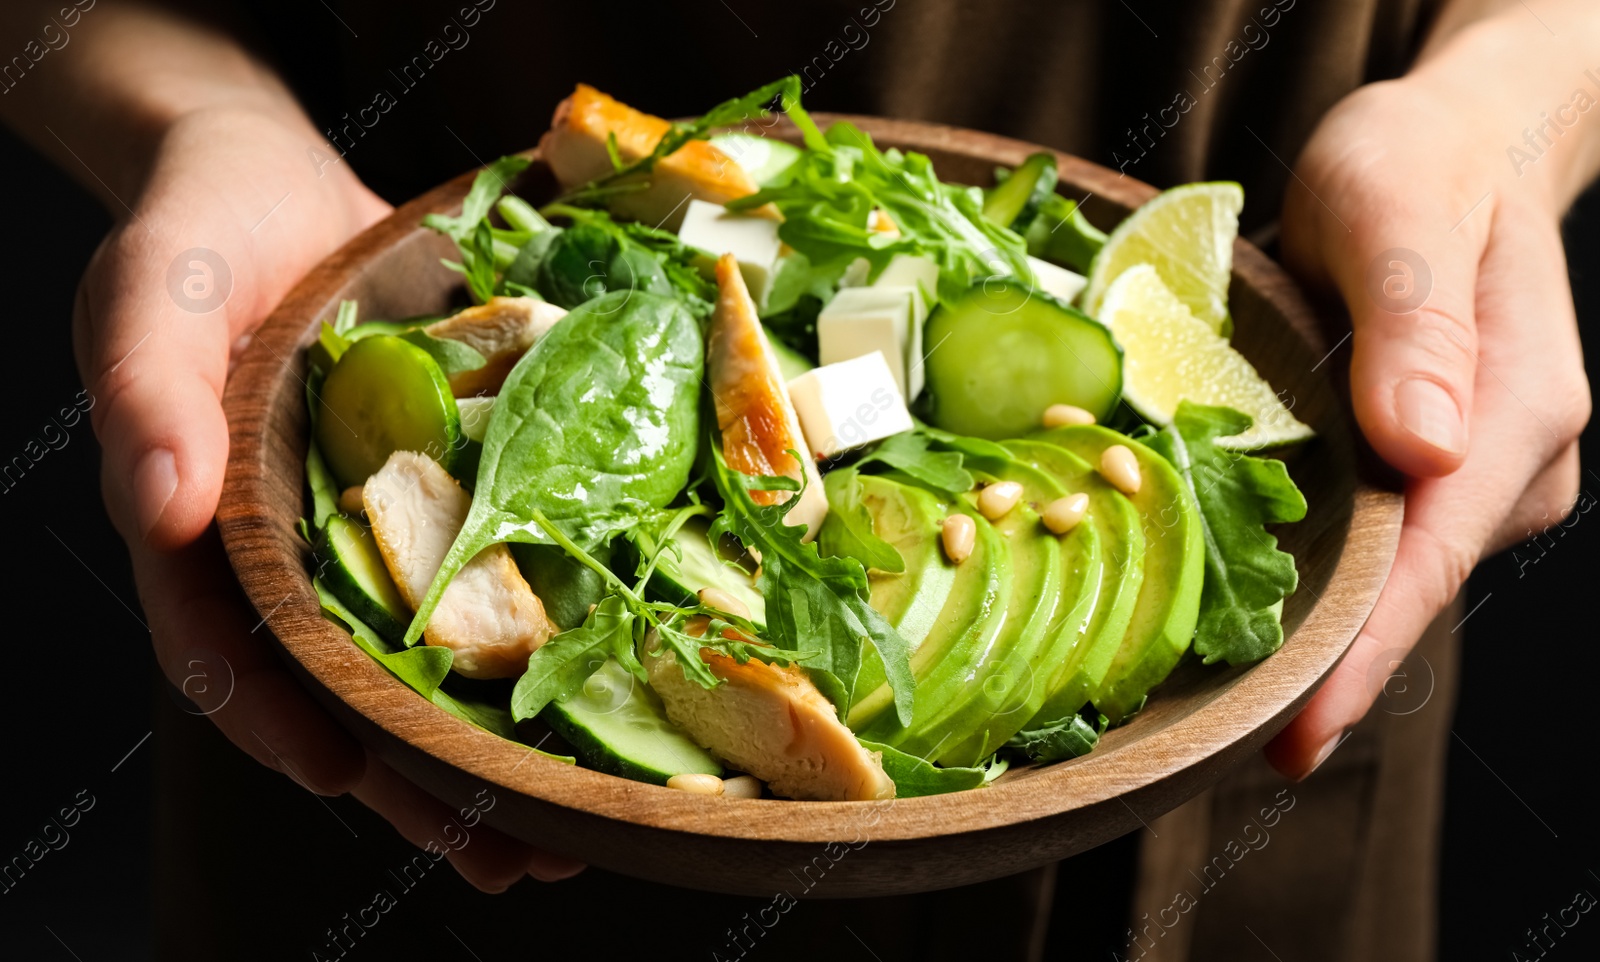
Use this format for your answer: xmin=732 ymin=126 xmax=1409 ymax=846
xmin=527 ymin=855 xmax=587 ymax=882
xmin=135 ymin=447 xmax=178 ymax=539
xmin=1302 ymin=732 xmax=1344 ymax=780
xmin=1395 ymin=378 xmax=1465 ymax=455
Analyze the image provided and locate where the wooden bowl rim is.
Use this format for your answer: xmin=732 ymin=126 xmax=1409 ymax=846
xmin=218 ymin=114 xmax=1402 ymax=844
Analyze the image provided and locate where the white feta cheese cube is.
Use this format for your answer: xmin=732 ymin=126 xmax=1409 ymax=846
xmin=872 ymin=253 xmax=940 ymax=303
xmin=838 ymin=252 xmax=940 ymax=297
xmin=817 ymin=285 xmax=927 ymax=400
xmin=677 ymin=199 xmax=782 ymax=304
xmin=787 ymin=353 xmax=915 ymax=459
xmin=1027 ymin=255 xmax=1087 ymax=304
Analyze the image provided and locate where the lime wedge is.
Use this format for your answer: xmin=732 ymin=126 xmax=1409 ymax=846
xmin=1084 ymin=182 xmax=1243 ymax=334
xmin=1100 ymin=265 xmax=1313 ymax=449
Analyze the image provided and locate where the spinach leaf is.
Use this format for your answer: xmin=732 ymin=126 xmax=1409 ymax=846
xmin=860 ymin=739 xmax=987 ymax=796
xmin=856 ymin=430 xmax=974 ymax=497
xmin=398 ymin=328 xmax=487 ymax=377
xmin=511 ymin=595 xmax=635 ymax=721
xmin=535 ymin=223 xmax=620 ymax=307
xmin=708 ymin=444 xmax=916 ymax=725
xmin=511 ymin=541 xmax=612 ymax=631
xmin=403 ymin=291 xmax=703 ymax=646
xmin=503 ymin=227 xmax=563 ymax=293
xmin=1004 ymin=712 xmax=1108 ymax=763
xmin=1147 ymin=402 xmax=1308 ymax=666
xmin=539 ymin=205 xmax=716 ymax=314
xmin=818 ymin=467 xmax=904 ymax=573
xmin=315 ymin=578 xmax=453 ymax=698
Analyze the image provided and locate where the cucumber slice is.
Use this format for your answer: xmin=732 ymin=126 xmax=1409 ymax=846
xmin=923 ymin=280 xmax=1122 ymax=439
xmin=542 ymin=659 xmax=722 ymax=784
xmin=709 ymin=132 xmax=804 ymax=187
xmin=313 ymin=516 xmax=410 ymax=641
xmin=314 ymin=334 xmax=463 ymax=488
xmin=639 ymin=518 xmax=766 ymax=625
xmin=983 ymin=152 xmax=1058 ymax=233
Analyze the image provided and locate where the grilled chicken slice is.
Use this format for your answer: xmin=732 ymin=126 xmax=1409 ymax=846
xmin=645 ymin=625 xmax=896 ymax=802
xmin=425 ymin=296 xmax=567 ymax=397
xmin=707 ymin=253 xmax=829 ymax=540
xmin=539 ymin=83 xmax=760 ymax=230
xmin=364 ymin=451 xmax=557 ymax=678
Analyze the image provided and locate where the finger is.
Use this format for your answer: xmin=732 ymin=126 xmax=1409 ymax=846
xmin=130 ymin=523 xmax=365 ymax=795
xmin=1268 ymin=206 xmax=1583 ymax=779
xmin=75 ymin=225 xmax=239 ymax=550
xmin=351 ymin=753 xmax=586 ymax=892
xmin=1320 ymin=187 xmax=1484 ymax=478
xmin=1486 ymin=441 xmax=1582 ymax=556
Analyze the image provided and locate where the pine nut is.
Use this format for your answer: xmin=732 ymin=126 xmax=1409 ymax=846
xmin=698 ymin=587 xmax=751 ymax=619
xmin=942 ymin=514 xmax=976 ymax=564
xmin=1043 ymin=493 xmax=1090 ymax=534
xmin=978 ymin=481 xmax=1024 ymax=520
xmin=721 ymin=775 xmax=763 ymax=799
xmin=1042 ymin=403 xmax=1096 ymax=428
xmin=666 ymin=773 xmax=725 ymax=795
xmin=338 ymin=485 xmax=365 ymax=516
xmin=1100 ymin=445 xmax=1142 ymax=495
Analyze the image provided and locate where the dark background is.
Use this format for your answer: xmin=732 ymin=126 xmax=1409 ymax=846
xmin=1 ymin=5 xmax=1596 ymax=961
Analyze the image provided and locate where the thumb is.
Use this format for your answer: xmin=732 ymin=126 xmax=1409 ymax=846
xmin=76 ymin=226 xmax=240 ymax=550
xmin=1292 ymin=181 xmax=1484 ymax=479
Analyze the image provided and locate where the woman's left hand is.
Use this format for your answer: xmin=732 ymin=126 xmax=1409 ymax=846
xmin=1269 ymin=15 xmax=1593 ymax=777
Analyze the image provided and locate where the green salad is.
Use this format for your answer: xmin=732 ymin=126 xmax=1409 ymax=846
xmin=298 ymin=77 xmax=1310 ymax=801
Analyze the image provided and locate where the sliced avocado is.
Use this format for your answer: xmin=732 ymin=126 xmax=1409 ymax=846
xmin=1037 ymin=426 xmax=1204 ymax=723
xmin=936 ymin=459 xmax=1107 ymax=767
xmin=848 ymin=499 xmax=1011 ymax=735
xmin=917 ymin=461 xmax=1069 ymax=767
xmin=1004 ymin=439 xmax=1146 ymax=726
xmin=841 ymin=474 xmax=959 ymax=698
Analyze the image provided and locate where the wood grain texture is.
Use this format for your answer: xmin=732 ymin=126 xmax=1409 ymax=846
xmin=216 ymin=116 xmax=1403 ymax=898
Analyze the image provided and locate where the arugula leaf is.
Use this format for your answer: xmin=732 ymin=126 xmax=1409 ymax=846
xmin=424 ymin=155 xmax=532 ymax=241
xmin=856 ymin=430 xmax=974 ymax=497
xmin=404 ymin=291 xmax=703 ymax=646
xmin=511 ymin=595 xmax=635 ymax=721
xmin=708 ymin=443 xmax=916 ymax=725
xmin=818 ymin=467 xmax=904 ymax=573
xmin=398 ymin=328 xmax=487 ymax=377
xmin=559 ymin=75 xmax=820 ymax=205
xmin=860 ymin=739 xmax=987 ymax=796
xmin=1147 ymin=402 xmax=1308 ymax=666
xmin=332 ymin=299 xmax=360 ymax=336
xmin=1004 ymin=712 xmax=1108 ymax=763
xmin=728 ymin=119 xmax=1032 ymax=303
xmin=315 ymin=578 xmax=453 ymax=698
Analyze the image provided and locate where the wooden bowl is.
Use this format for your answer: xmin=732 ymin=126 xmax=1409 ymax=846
xmin=217 ymin=115 xmax=1402 ymax=897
